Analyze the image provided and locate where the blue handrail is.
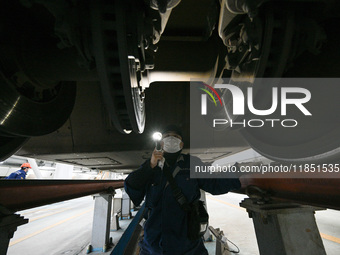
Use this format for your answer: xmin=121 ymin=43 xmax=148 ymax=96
xmin=111 ymin=203 xmax=145 ymax=255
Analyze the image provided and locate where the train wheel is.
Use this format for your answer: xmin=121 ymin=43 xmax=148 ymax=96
xmin=91 ymin=0 xmax=147 ymax=134
xmin=0 ymin=78 xmax=76 ymax=137
xmin=224 ymin=5 xmax=340 ymax=162
xmin=0 ymin=136 xmax=28 ymax=162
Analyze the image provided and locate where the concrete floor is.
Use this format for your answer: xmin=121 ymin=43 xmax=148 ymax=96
xmin=7 ymin=196 xmax=94 ymax=255
xmin=206 ymin=193 xmax=258 ymax=255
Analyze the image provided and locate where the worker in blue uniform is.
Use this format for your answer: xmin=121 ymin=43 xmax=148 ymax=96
xmin=124 ymin=125 xmax=241 ymax=255
xmin=5 ymin=163 xmax=31 ymax=179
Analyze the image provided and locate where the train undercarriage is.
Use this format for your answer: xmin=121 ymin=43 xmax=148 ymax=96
xmin=1 ymin=0 xmax=340 ymax=169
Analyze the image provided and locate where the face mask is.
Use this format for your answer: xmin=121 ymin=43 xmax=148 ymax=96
xmin=162 ymin=136 xmax=182 ymax=153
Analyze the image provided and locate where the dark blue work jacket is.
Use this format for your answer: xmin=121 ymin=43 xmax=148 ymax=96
xmin=5 ymin=169 xmax=27 ymax=179
xmin=125 ymin=154 xmax=241 ymax=255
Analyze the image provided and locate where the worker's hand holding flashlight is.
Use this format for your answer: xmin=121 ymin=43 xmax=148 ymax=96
xmin=151 ymin=132 xmax=164 ymax=168
xmin=150 ymin=149 xmax=164 ymax=168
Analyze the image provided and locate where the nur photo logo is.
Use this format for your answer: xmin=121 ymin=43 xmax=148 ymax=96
xmin=199 ymin=83 xmax=223 ymax=115
xmin=198 ymin=83 xmax=312 ymax=128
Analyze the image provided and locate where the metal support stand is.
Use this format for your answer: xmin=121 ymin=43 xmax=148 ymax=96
xmin=27 ymin=158 xmax=43 ymax=179
xmin=0 ymin=210 xmax=28 ymax=255
xmin=87 ymin=192 xmax=114 ymax=253
xmin=121 ymin=190 xmax=132 ymax=220
xmin=209 ymin=226 xmax=231 ymax=255
xmin=240 ymin=198 xmax=327 ymax=255
xmin=111 ymin=190 xmax=122 ymax=231
xmin=111 ymin=214 xmax=120 ymax=231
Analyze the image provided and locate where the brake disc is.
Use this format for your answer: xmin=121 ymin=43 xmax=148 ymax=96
xmin=91 ymin=0 xmax=148 ymax=134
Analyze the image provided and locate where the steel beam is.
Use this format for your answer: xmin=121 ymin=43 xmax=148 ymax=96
xmin=0 ymin=180 xmax=124 ymax=211
xmin=239 ymin=173 xmax=340 ymax=210
xmin=2 ymin=174 xmax=340 ymax=213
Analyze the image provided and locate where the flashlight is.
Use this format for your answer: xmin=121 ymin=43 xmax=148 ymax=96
xmin=152 ymin=132 xmax=164 ymax=168
xmin=152 ymin=132 xmax=162 ymax=151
